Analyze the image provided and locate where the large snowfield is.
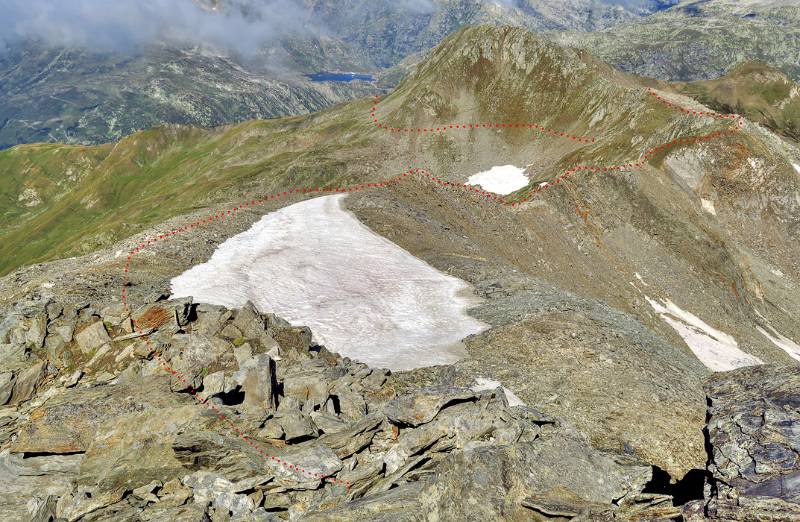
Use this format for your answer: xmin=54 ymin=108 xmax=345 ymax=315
xmin=646 ymin=296 xmax=763 ymax=372
xmin=465 ymin=165 xmax=529 ymax=195
xmin=171 ymin=194 xmax=487 ymax=370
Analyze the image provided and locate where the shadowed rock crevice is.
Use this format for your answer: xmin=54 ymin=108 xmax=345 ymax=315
xmin=642 ymin=465 xmax=705 ymax=506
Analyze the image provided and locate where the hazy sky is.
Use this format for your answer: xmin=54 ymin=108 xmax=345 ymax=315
xmin=0 ymin=0 xmax=671 ymax=55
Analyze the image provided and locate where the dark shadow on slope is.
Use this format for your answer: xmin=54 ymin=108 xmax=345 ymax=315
xmin=643 ymin=465 xmax=706 ymax=506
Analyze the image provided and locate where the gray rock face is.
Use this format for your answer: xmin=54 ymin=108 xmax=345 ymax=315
xmin=686 ymin=364 xmax=800 ymax=521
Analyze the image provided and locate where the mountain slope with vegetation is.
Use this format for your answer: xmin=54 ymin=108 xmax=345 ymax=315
xmin=674 ymin=61 xmax=800 ymax=142
xmin=0 ymin=0 xmax=675 ymax=150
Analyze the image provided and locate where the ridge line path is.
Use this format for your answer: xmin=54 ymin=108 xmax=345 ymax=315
xmin=119 ymin=86 xmax=746 ymax=492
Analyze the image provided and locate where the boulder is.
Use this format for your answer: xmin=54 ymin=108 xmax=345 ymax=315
xmin=0 ymin=450 xmax=83 ymax=521
xmin=74 ymin=321 xmax=111 ymax=354
xmin=233 ymin=343 xmax=253 ymax=366
xmin=167 ymin=334 xmax=230 ymax=392
xmin=276 ymin=411 xmax=319 ymax=442
xmin=183 ymin=471 xmax=254 ymax=518
xmin=271 ymin=443 xmax=342 ymax=490
xmin=257 ymin=417 xmax=284 ymax=440
xmin=231 ymin=302 xmax=267 ymax=340
xmin=132 ymin=480 xmax=162 ymax=503
xmin=309 ymin=412 xmax=348 ymax=434
xmin=0 ymin=309 xmax=48 ymax=349
xmin=0 ymin=372 xmax=15 ymax=405
xmin=54 ymin=324 xmax=75 ymax=343
xmin=331 ymin=384 xmax=368 ymax=421
xmin=234 ymin=354 xmax=278 ymax=415
xmin=318 ymin=414 xmax=383 ymax=459
xmin=271 ymin=326 xmax=313 ymax=358
xmin=157 ymin=478 xmax=193 ymax=508
xmin=9 ymin=361 xmax=45 ymax=405
xmin=283 ymin=370 xmax=330 ymax=411
xmin=202 ymin=371 xmax=226 ymax=398
xmin=385 ymin=387 xmax=479 ymax=427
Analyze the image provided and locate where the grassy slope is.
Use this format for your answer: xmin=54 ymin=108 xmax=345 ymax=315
xmin=1 ymin=26 xmax=793 ymax=276
xmin=0 ymin=99 xmax=377 ymax=275
xmin=674 ymin=61 xmax=800 ymax=142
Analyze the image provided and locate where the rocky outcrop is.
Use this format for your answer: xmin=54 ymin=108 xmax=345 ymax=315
xmin=0 ymin=295 xmax=676 ymax=520
xmin=684 ymin=364 xmax=800 ymax=521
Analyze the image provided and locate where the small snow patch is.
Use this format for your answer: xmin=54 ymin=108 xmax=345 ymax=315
xmin=465 ymin=165 xmax=529 ymax=195
xmin=471 ymin=377 xmax=525 ymax=406
xmin=646 ymin=296 xmax=762 ymax=372
xmin=792 ymin=163 xmax=800 ymax=175
xmin=757 ymin=325 xmax=800 ymax=362
xmin=701 ymin=199 xmax=716 ymax=215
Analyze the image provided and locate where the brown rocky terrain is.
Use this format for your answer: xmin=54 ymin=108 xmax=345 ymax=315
xmin=1 ymin=296 xmax=796 ymax=520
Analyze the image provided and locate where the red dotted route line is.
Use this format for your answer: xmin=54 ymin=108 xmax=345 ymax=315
xmin=119 ymin=86 xmax=747 ymax=493
xmin=646 ymin=87 xmax=744 ymax=122
xmin=370 ymin=95 xmax=597 ymax=143
xmin=121 ymin=173 xmax=412 ymax=491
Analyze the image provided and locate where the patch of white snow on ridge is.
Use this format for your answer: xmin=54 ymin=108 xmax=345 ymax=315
xmin=701 ymin=199 xmax=716 ymax=215
xmin=793 ymin=163 xmax=800 ymax=175
xmin=645 ymin=296 xmax=762 ymax=372
xmin=471 ymin=377 xmax=525 ymax=407
xmin=757 ymin=325 xmax=800 ymax=362
xmin=465 ymin=165 xmax=529 ymax=195
xmin=170 ymin=194 xmax=487 ymax=371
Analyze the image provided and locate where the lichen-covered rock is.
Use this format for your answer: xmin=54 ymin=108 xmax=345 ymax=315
xmin=385 ymin=387 xmax=479 ymax=427
xmin=183 ymin=471 xmax=255 ymax=518
xmin=74 ymin=320 xmax=111 ymax=354
xmin=698 ymin=364 xmax=800 ymax=520
xmin=276 ymin=410 xmax=319 ymax=442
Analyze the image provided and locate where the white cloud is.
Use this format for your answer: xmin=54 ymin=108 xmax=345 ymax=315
xmin=0 ymin=0 xmax=314 ymax=56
